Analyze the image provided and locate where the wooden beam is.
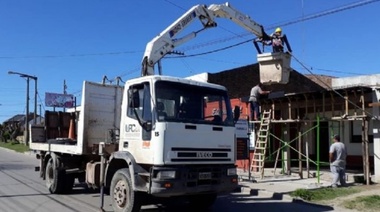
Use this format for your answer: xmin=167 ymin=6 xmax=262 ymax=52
xmin=369 ymin=102 xmax=380 ymax=107
xmin=331 ymin=114 xmax=367 ymax=121
xmin=344 ymin=89 xmax=349 ymax=116
xmin=287 ymin=97 xmax=292 ymax=120
xmin=330 ymin=92 xmax=335 ymax=117
xmin=298 ymin=130 xmax=303 ymax=179
xmin=361 ymin=88 xmax=365 ymax=116
xmin=303 ymin=94 xmax=309 ymax=119
xmin=322 ymin=92 xmax=325 ymax=117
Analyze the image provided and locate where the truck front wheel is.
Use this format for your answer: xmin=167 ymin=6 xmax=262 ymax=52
xmin=110 ymin=168 xmax=142 ymax=212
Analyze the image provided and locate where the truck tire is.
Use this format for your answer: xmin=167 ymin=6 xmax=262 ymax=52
xmin=188 ymin=193 xmax=217 ymax=210
xmin=63 ymin=174 xmax=75 ymax=193
xmin=110 ymin=168 xmax=142 ymax=212
xmin=45 ymin=157 xmax=65 ymax=194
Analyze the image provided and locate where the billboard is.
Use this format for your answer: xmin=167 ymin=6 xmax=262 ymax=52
xmin=45 ymin=92 xmax=74 ymax=108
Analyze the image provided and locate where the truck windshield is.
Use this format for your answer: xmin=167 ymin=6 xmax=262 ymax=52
xmin=155 ymin=81 xmax=234 ymax=126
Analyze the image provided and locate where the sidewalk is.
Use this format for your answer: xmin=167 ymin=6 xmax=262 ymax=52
xmin=236 ymin=168 xmax=357 ymax=200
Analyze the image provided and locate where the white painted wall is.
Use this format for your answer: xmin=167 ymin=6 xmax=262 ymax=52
xmin=332 ymin=74 xmax=380 ymax=88
xmin=332 ymin=74 xmax=380 ymax=182
xmin=372 ymin=89 xmax=380 ymax=183
xmin=303 ymin=111 xmax=375 ymax=156
xmin=343 ymin=120 xmax=374 ymax=155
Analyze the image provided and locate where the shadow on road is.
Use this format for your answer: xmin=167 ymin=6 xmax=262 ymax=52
xmin=136 ymin=193 xmax=336 ymax=212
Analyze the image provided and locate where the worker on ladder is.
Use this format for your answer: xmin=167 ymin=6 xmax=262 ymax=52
xmin=249 ymin=83 xmax=271 ymax=121
xmin=268 ymin=27 xmax=292 ymax=53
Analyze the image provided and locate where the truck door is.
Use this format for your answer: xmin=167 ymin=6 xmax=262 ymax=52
xmin=128 ymin=83 xmax=152 ymax=141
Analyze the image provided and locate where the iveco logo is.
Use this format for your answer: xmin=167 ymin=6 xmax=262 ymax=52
xmin=196 ymin=152 xmax=213 ymax=158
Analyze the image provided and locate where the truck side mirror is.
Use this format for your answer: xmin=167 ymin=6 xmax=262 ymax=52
xmin=233 ymin=106 xmax=240 ymax=121
xmin=128 ymin=89 xmax=140 ymax=108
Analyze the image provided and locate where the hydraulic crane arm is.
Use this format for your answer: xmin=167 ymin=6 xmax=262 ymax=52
xmin=208 ymin=3 xmax=269 ymax=40
xmin=141 ymin=2 xmax=270 ymax=76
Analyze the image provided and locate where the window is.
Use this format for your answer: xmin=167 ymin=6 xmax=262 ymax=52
xmin=127 ymin=83 xmax=151 ymax=122
xmin=350 ymin=121 xmax=373 ymax=143
xmin=155 ymin=81 xmax=233 ymax=126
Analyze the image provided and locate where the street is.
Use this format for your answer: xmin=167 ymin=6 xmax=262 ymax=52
xmin=0 ymin=148 xmax=337 ymax=212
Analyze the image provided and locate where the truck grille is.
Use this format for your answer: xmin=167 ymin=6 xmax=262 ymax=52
xmin=171 ymin=147 xmax=231 ymax=162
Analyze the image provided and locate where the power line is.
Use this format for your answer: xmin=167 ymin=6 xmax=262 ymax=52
xmin=267 ymin=0 xmax=380 ymax=30
xmin=0 ymin=0 xmax=376 ymax=62
xmin=166 ymin=0 xmax=379 ymax=79
xmin=305 ymin=67 xmax=363 ymax=76
xmin=176 ymin=0 xmax=380 ymax=54
xmin=0 ymin=50 xmax=142 ymax=59
xmin=163 ymin=0 xmax=186 ymax=10
xmin=168 ymin=39 xmax=253 ymax=58
xmin=290 ymin=52 xmax=377 ymax=119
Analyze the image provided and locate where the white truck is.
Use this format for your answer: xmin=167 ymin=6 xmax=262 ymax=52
xmin=29 ymin=2 xmax=275 ymax=211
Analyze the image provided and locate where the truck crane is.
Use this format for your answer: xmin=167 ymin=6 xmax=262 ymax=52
xmin=141 ymin=2 xmax=272 ymax=76
xmin=28 ymin=2 xmax=290 ymax=212
xmin=141 ymin=2 xmax=291 ymax=84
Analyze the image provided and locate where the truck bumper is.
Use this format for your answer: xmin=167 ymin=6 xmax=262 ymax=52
xmin=149 ymin=165 xmax=238 ymax=197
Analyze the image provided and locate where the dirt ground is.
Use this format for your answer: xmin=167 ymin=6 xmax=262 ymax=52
xmin=318 ymin=183 xmax=380 ymax=212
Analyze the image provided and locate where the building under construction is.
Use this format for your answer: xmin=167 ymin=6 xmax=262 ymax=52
xmin=193 ymin=63 xmax=380 ymax=183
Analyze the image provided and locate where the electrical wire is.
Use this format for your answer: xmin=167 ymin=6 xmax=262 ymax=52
xmin=170 ymin=0 xmax=380 ymax=59
xmin=168 ymin=39 xmax=253 ymax=58
xmin=267 ymin=0 xmax=380 ymax=30
xmin=2 ymin=0 xmax=378 ymax=121
xmin=290 ymin=52 xmax=378 ymax=120
xmin=0 ymin=0 xmax=376 ymax=69
xmin=300 ymin=67 xmax=363 ymax=76
xmin=0 ymin=51 xmax=142 ymax=59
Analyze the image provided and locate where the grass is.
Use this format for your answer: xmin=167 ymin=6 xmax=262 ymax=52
xmin=342 ymin=195 xmax=380 ymax=211
xmin=290 ymin=187 xmax=360 ymax=201
xmin=0 ymin=141 xmax=30 ymax=153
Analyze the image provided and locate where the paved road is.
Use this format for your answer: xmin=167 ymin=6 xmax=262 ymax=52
xmin=0 ymin=148 xmax=113 ymax=212
xmin=0 ymin=148 xmax=341 ymax=212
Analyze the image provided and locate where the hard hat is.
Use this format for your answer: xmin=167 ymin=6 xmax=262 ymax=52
xmin=275 ymin=27 xmax=282 ymax=33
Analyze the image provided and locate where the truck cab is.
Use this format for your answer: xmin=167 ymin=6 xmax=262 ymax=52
xmin=112 ymin=75 xmax=238 ymax=192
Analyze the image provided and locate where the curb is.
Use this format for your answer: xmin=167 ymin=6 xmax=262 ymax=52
xmin=0 ymin=146 xmax=35 ymax=156
xmin=235 ymin=185 xmax=295 ymax=202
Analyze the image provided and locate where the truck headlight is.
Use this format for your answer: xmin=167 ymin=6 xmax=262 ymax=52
xmin=157 ymin=170 xmax=176 ymax=179
xmin=227 ymin=168 xmax=237 ymax=176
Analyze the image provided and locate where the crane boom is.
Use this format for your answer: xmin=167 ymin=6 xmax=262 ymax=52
xmin=208 ymin=3 xmax=268 ymax=39
xmin=141 ymin=2 xmax=270 ymax=76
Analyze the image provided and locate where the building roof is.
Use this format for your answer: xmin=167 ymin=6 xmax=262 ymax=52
xmin=304 ymin=74 xmax=335 ymax=89
xmin=3 ymin=114 xmax=25 ymax=123
xmin=208 ymin=63 xmax=326 ymax=99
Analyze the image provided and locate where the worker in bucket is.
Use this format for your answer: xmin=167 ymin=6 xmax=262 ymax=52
xmin=269 ymin=27 xmax=292 ymax=53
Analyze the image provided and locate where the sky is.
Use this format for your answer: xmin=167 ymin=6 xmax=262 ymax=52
xmin=1 ymin=0 xmax=379 ymax=123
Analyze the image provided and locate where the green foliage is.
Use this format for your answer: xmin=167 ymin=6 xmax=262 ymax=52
xmin=343 ymin=195 xmax=380 ymax=211
xmin=290 ymin=187 xmax=359 ymax=202
xmin=0 ymin=141 xmax=30 ymax=153
xmin=291 ymin=188 xmax=314 ymax=201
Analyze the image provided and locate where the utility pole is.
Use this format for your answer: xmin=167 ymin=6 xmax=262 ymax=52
xmin=26 ymin=77 xmax=30 ymax=142
xmin=64 ymin=80 xmax=67 ymax=112
xmin=34 ymin=77 xmax=38 ymax=124
xmin=39 ymin=104 xmax=42 ymax=122
xmin=8 ymin=71 xmax=37 ymax=145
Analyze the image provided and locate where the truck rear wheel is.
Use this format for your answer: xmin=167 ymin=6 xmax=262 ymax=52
xmin=45 ymin=157 xmax=65 ymax=194
xmin=110 ymin=168 xmax=142 ymax=212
